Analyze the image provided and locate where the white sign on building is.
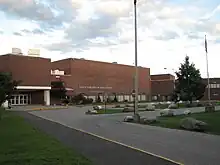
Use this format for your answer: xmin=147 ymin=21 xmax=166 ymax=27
xmin=79 ymin=86 xmax=112 ymax=89
xmin=51 ymin=69 xmax=65 ymax=76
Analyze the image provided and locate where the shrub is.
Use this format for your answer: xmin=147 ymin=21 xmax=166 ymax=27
xmin=96 ymin=96 xmax=102 ymax=103
xmin=83 ymin=98 xmax=93 ymax=104
xmin=72 ymin=94 xmax=93 ymax=104
xmin=62 ymin=99 xmax=70 ymax=105
xmin=115 ymin=105 xmax=121 ymax=108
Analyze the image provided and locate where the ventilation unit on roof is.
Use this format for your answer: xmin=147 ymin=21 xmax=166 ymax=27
xmin=28 ymin=49 xmax=40 ymax=57
xmin=112 ymin=62 xmax=117 ymax=64
xmin=12 ymin=48 xmax=22 ymax=55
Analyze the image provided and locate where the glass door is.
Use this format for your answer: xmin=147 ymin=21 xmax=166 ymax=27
xmin=10 ymin=94 xmax=30 ymax=105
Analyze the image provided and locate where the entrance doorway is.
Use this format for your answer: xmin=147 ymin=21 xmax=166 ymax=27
xmin=10 ymin=94 xmax=31 ymax=105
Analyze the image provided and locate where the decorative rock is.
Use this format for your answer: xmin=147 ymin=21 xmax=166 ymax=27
xmin=122 ymin=107 xmax=134 ymax=112
xmin=85 ymin=109 xmax=98 ymax=115
xmin=93 ymin=105 xmax=103 ymax=110
xmin=145 ymin=104 xmax=156 ymax=111
xmin=180 ymin=117 xmax=208 ymax=132
xmin=140 ymin=116 xmax=158 ymax=124
xmin=183 ymin=110 xmax=191 ymax=115
xmin=124 ymin=116 xmax=134 ymax=122
xmin=168 ymin=103 xmax=178 ymax=109
xmin=160 ymin=108 xmax=175 ymax=117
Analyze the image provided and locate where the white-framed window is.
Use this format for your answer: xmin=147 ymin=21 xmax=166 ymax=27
xmin=152 ymin=96 xmax=158 ymax=101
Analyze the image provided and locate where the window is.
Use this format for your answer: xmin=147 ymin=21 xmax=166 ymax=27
xmin=217 ymin=84 xmax=220 ymax=88
xmin=152 ymin=96 xmax=158 ymax=101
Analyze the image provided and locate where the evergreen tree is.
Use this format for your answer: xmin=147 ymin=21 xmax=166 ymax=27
xmin=173 ymin=56 xmax=206 ymax=103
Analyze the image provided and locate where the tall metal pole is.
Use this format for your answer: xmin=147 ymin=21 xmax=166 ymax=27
xmin=206 ymin=51 xmax=211 ymax=104
xmin=205 ymin=35 xmax=211 ymax=104
xmin=134 ymin=0 xmax=138 ymax=114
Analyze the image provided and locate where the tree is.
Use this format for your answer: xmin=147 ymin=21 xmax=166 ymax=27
xmin=0 ymin=72 xmax=20 ymax=105
xmin=173 ymin=56 xmax=206 ymax=103
xmin=51 ymin=81 xmax=67 ymax=100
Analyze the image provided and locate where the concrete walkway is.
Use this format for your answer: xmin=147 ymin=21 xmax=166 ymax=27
xmin=19 ymin=112 xmax=177 ymax=165
xmin=29 ymin=108 xmax=220 ymax=165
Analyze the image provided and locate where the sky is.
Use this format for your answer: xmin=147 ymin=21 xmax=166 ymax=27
xmin=0 ymin=0 xmax=220 ymax=78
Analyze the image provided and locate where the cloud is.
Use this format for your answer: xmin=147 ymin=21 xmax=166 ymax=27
xmin=154 ymin=31 xmax=180 ymax=41
xmin=21 ymin=29 xmax=31 ymax=34
xmin=1 ymin=0 xmax=220 ymax=77
xmin=32 ymin=29 xmax=45 ymax=35
xmin=13 ymin=32 xmax=22 ymax=36
xmin=0 ymin=0 xmax=80 ymax=30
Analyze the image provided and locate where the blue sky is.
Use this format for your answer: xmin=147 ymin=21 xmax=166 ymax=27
xmin=0 ymin=0 xmax=220 ymax=77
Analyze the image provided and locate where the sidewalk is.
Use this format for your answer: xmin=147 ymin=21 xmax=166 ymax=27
xmin=18 ymin=111 xmax=177 ymax=165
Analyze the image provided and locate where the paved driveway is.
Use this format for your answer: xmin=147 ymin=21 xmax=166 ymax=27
xmin=30 ymin=107 xmax=220 ymax=165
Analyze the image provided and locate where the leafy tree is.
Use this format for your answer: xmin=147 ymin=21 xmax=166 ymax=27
xmin=0 ymin=72 xmax=20 ymax=105
xmin=173 ymin=56 xmax=206 ymax=103
xmin=51 ymin=81 xmax=67 ymax=99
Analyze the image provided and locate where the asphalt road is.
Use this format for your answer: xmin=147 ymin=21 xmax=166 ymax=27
xmin=19 ymin=112 xmax=177 ymax=165
xmin=29 ymin=106 xmax=220 ymax=165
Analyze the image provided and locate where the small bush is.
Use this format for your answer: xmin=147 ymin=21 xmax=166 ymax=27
xmin=96 ymin=96 xmax=102 ymax=103
xmin=115 ymin=105 xmax=121 ymax=108
xmin=83 ymin=98 xmax=93 ymax=104
xmin=196 ymin=103 xmax=203 ymax=107
xmin=62 ymin=99 xmax=70 ymax=105
xmin=72 ymin=94 xmax=93 ymax=105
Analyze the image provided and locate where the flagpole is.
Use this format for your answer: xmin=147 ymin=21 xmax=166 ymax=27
xmin=134 ymin=0 xmax=138 ymax=115
xmin=205 ymin=35 xmax=211 ymax=104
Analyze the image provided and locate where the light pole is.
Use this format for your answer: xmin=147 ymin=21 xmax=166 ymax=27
xmin=134 ymin=0 xmax=139 ymax=115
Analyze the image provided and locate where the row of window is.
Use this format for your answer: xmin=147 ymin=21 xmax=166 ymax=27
xmin=207 ymin=84 xmax=220 ymax=88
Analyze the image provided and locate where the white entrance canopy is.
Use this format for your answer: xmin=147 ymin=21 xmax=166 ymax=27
xmin=16 ymin=86 xmax=51 ymax=90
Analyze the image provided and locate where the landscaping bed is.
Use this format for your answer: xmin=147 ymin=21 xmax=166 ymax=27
xmin=150 ymin=111 xmax=220 ymax=135
xmin=0 ymin=111 xmax=92 ymax=165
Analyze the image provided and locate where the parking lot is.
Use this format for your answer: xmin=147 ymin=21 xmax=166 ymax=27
xmin=28 ymin=106 xmax=220 ymax=165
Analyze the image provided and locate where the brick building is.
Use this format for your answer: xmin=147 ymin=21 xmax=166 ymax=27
xmin=0 ymin=54 xmax=151 ymax=105
xmin=151 ymin=74 xmax=175 ymax=101
xmin=202 ymin=78 xmax=220 ymax=101
xmin=51 ymin=58 xmax=151 ymax=102
xmin=0 ymin=54 xmax=51 ymax=106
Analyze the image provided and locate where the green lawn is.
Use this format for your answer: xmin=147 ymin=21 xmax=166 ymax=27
xmin=0 ymin=111 xmax=92 ymax=165
xmin=97 ymin=109 xmax=125 ymax=114
xmin=151 ymin=111 xmax=220 ymax=135
xmin=97 ymin=108 xmax=149 ymax=114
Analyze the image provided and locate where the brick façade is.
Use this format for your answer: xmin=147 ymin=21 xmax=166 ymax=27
xmin=52 ymin=58 xmax=151 ymax=96
xmin=0 ymin=54 xmax=51 ymax=87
